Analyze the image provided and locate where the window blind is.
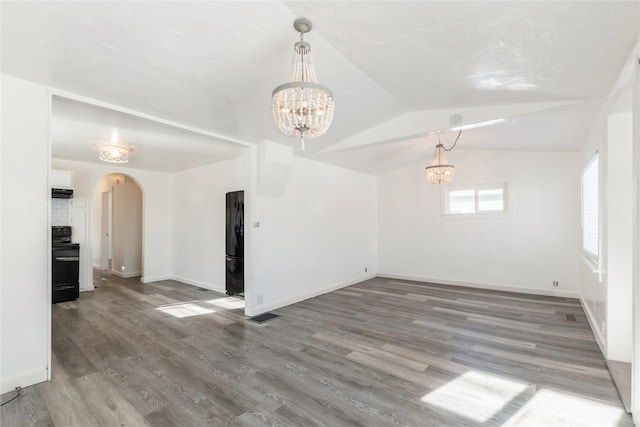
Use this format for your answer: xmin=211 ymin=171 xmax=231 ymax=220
xmin=581 ymin=154 xmax=599 ymax=259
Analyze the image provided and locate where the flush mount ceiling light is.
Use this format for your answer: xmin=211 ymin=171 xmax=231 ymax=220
xmin=272 ymin=17 xmax=334 ymax=151
xmin=99 ymin=131 xmax=131 ymax=163
xmin=425 ymin=131 xmax=462 ymax=185
xmin=99 ymin=145 xmax=131 ymax=163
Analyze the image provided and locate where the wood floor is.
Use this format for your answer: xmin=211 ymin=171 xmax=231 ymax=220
xmin=1 ymin=273 xmax=633 ymax=426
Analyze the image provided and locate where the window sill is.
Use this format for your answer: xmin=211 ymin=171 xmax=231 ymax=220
xmin=441 ymin=211 xmax=515 ymax=220
xmin=582 ymin=254 xmax=601 ymax=273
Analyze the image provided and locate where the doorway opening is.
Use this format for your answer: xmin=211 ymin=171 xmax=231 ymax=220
xmin=94 ymin=173 xmax=143 ymax=279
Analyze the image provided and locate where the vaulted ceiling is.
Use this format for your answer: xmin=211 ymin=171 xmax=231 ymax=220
xmin=2 ymin=1 xmax=638 ymax=174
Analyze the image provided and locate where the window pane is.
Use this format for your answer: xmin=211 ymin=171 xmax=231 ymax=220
xmin=478 ymin=188 xmax=504 ymax=212
xmin=449 ymin=189 xmax=475 ymax=214
xmin=582 ymin=154 xmax=599 ymax=258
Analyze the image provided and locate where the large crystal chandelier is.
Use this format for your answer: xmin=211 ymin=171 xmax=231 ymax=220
xmin=425 ymin=131 xmax=461 ymax=184
xmin=272 ymin=18 xmax=334 ymax=151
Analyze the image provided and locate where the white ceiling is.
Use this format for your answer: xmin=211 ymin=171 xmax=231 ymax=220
xmin=2 ymin=1 xmax=638 ymax=174
xmin=51 ymin=96 xmax=245 ymax=173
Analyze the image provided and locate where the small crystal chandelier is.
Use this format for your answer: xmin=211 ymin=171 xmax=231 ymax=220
xmin=99 ymin=131 xmax=131 ymax=163
xmin=272 ymin=18 xmax=334 ymax=151
xmin=425 ymin=131 xmax=461 ymax=184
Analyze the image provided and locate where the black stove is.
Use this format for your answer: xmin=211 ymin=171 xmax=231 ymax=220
xmin=52 ymin=242 xmax=80 ymax=248
xmin=52 ymin=226 xmax=73 ymax=244
xmin=52 ymin=226 xmax=79 ymax=303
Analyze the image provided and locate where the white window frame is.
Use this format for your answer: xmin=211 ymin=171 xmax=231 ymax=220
xmin=581 ymin=152 xmax=599 ymax=268
xmin=441 ymin=182 xmax=512 ymax=218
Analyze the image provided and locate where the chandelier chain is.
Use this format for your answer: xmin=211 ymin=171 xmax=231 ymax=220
xmin=439 ymin=130 xmax=462 ymax=152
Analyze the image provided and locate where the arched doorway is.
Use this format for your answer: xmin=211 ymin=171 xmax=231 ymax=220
xmin=93 ymin=173 xmax=143 ymax=279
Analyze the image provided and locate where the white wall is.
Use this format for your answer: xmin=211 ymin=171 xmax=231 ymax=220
xmin=606 ymin=111 xmax=633 ymax=362
xmin=378 ymin=149 xmax=581 ymax=297
xmin=580 ymin=109 xmax=608 ymax=350
xmin=631 ymin=44 xmax=640 ymax=421
xmin=580 ymin=78 xmax=636 ymax=358
xmin=51 ymin=159 xmax=173 ymax=284
xmin=580 ymin=92 xmax=634 ymax=362
xmin=1 ymin=75 xmax=50 ymax=393
xmin=247 ymin=147 xmax=378 ymax=316
xmin=172 ymin=154 xmax=248 ymax=293
xmin=171 ymin=144 xmax=378 ymax=317
xmin=70 ymin=197 xmax=91 ymax=292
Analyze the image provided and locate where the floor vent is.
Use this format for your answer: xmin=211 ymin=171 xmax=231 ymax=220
xmin=197 ymin=288 xmax=209 ymax=291
xmin=248 ymin=313 xmax=279 ymax=324
xmin=564 ymin=313 xmax=577 ymax=322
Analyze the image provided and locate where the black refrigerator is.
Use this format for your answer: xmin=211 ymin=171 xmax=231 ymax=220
xmin=225 ymin=191 xmax=244 ymax=295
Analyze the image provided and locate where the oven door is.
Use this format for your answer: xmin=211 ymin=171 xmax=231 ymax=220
xmin=52 ymin=246 xmax=79 ymax=303
xmin=52 ymin=246 xmax=79 ymax=285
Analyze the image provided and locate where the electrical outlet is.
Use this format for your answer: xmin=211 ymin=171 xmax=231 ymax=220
xmin=552 ymin=280 xmax=559 ymax=287
xmin=365 ymin=267 xmax=368 ymax=273
xmin=257 ymin=293 xmax=264 ymax=305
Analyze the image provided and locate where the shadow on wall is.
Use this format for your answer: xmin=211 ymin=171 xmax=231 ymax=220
xmin=93 ymin=173 xmax=143 ymax=279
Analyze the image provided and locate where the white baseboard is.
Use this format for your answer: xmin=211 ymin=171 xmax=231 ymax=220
xmin=1 ymin=368 xmax=48 ymax=394
xmin=580 ymin=297 xmax=606 ymax=356
xmin=246 ymin=274 xmax=377 ymax=317
xmin=377 ymin=273 xmax=580 ymax=299
xmin=140 ymin=275 xmax=173 ymax=283
xmin=111 ymin=270 xmax=142 ymax=279
xmin=171 ymin=276 xmax=225 ymax=295
xmin=92 ymin=263 xmax=102 ymax=269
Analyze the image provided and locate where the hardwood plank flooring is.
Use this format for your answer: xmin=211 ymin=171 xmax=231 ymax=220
xmin=607 ymin=360 xmax=632 ymax=413
xmin=0 ymin=273 xmax=633 ymax=426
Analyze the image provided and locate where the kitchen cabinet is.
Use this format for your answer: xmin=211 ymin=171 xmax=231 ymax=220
xmin=50 ymin=169 xmax=74 ymax=189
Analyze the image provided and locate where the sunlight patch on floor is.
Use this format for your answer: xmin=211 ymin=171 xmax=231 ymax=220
xmin=205 ymin=297 xmax=245 ymax=310
xmin=156 ymin=303 xmax=215 ymax=318
xmin=502 ymin=387 xmax=627 ymax=427
xmin=421 ymin=370 xmax=529 ymax=423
